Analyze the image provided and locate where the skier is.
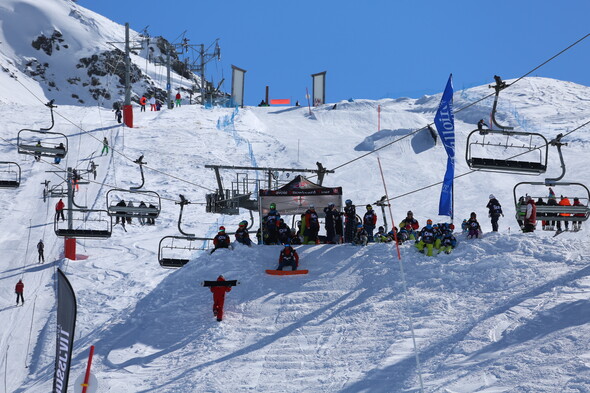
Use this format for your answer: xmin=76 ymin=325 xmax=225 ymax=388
xmin=415 ymin=219 xmax=437 ymax=256
xmin=344 ymin=199 xmax=356 ymax=243
xmin=399 ymin=211 xmax=419 ymax=240
xmin=466 ymin=212 xmax=481 ymax=239
xmin=15 ymin=279 xmax=24 ymax=306
xmin=277 ymin=219 xmax=292 ymax=245
xmin=573 ymin=197 xmax=584 ymax=231
xmin=100 ymin=137 xmax=109 ymax=156
xmin=115 ymin=108 xmax=122 ymax=123
xmin=557 ymin=195 xmax=571 ymax=232
xmin=235 ymin=221 xmax=252 ymax=246
xmin=55 ymin=199 xmax=65 ymax=222
xmin=523 ymin=196 xmax=537 ymax=233
xmin=477 ymin=119 xmax=489 ymax=130
xmin=139 ymin=96 xmax=147 ymax=112
xmin=304 ymin=205 xmax=320 ymax=244
xmin=262 ymin=203 xmax=281 ymax=245
xmin=138 ymin=201 xmax=147 ymax=225
xmin=175 ymin=92 xmax=182 ymax=107
xmin=323 ymin=203 xmax=339 ymax=244
xmin=34 ymin=141 xmax=42 ymax=162
xmin=352 ymin=223 xmax=368 ymax=246
xmin=277 ymin=244 xmax=299 ymax=271
xmin=37 ymin=239 xmax=45 ymax=263
xmin=114 ymin=200 xmax=126 ymax=224
xmin=54 ymin=143 xmax=66 ymax=164
xmin=149 ymin=96 xmax=156 ymax=111
xmin=210 ymin=275 xmax=231 ymax=322
xmin=211 ymin=226 xmax=231 ymax=253
xmin=363 ymin=204 xmax=377 ymax=242
xmin=486 ymin=194 xmax=504 ymax=232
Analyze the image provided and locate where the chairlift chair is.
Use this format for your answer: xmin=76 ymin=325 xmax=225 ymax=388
xmin=158 ymin=236 xmax=210 ymax=268
xmin=106 ymin=189 xmax=161 ymax=219
xmin=16 ymin=100 xmax=69 ymax=159
xmin=0 ymin=161 xmax=21 ymax=188
xmin=54 ymin=209 xmax=112 ymax=238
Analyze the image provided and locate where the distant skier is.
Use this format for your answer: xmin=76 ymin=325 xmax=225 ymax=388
xmin=277 ymin=244 xmax=299 ymax=271
xmin=466 ymin=212 xmax=481 ymax=239
xmin=211 ymin=226 xmax=231 ymax=253
xmin=486 ymin=194 xmax=504 ymax=232
xmin=34 ymin=140 xmax=42 ymax=162
xmin=55 ymin=199 xmax=65 ymax=222
xmin=101 ymin=137 xmax=109 ymax=155
xmin=210 ymin=275 xmax=231 ymax=322
xmin=523 ymin=196 xmax=537 ymax=233
xmin=115 ymin=108 xmax=122 ymax=123
xmin=37 ymin=239 xmax=45 ymax=263
xmin=175 ymin=92 xmax=182 ymax=107
xmin=149 ymin=96 xmax=156 ymax=111
xmin=139 ymin=96 xmax=147 ymax=112
xmin=15 ymin=279 xmax=24 ymax=306
xmin=344 ymin=199 xmax=356 ymax=243
xmin=54 ymin=143 xmax=66 ymax=164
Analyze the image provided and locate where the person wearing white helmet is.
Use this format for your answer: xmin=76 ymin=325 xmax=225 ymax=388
xmin=486 ymin=194 xmax=504 ymax=232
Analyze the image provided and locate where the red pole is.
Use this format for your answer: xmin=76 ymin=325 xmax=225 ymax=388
xmin=306 ymin=87 xmax=312 ymax=116
xmin=378 ymin=104 xmax=381 ymax=132
xmin=81 ymin=345 xmax=95 ymax=393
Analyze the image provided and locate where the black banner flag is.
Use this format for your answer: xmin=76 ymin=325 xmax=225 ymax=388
xmin=53 ymin=269 xmax=77 ymax=393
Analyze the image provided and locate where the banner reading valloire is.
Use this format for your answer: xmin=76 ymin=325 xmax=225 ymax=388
xmin=53 ymin=269 xmax=77 ymax=393
xmin=434 ymin=74 xmax=455 ymax=218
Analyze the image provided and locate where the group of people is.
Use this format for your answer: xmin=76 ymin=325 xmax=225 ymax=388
xmin=113 ymin=200 xmax=157 ymax=229
xmin=516 ymin=187 xmax=585 ymax=233
xmin=136 ymin=92 xmax=182 ymax=113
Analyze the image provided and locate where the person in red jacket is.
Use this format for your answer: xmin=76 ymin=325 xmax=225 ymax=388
xmin=573 ymin=197 xmax=585 ymax=231
xmin=139 ymin=96 xmax=147 ymax=112
xmin=211 ymin=275 xmax=231 ymax=322
xmin=55 ymin=199 xmax=65 ymax=222
xmin=15 ymin=279 xmax=24 ymax=306
xmin=523 ymin=196 xmax=537 ymax=233
xmin=211 ymin=226 xmax=231 ymax=253
xmin=175 ymin=92 xmax=182 ymax=107
xmin=277 ymin=244 xmax=299 ymax=271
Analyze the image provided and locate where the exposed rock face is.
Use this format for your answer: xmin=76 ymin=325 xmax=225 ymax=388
xmin=31 ymin=30 xmax=67 ymax=56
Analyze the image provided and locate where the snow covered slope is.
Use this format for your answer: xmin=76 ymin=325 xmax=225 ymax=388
xmin=2 ymin=75 xmax=590 ymax=392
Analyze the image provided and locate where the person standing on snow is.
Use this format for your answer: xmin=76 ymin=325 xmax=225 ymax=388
xmin=15 ymin=279 xmax=24 ymax=306
xmin=343 ymin=199 xmax=356 ymax=243
xmin=486 ymin=194 xmax=504 ymax=232
xmin=139 ymin=95 xmax=147 ymax=112
xmin=37 ymin=239 xmax=45 ymax=263
xmin=235 ymin=221 xmax=252 ymax=246
xmin=210 ymin=275 xmax=231 ymax=322
xmin=175 ymin=92 xmax=182 ymax=107
xmin=304 ymin=205 xmax=320 ymax=244
xmin=324 ymin=203 xmax=339 ymax=244
xmin=262 ymin=203 xmax=281 ymax=245
xmin=523 ymin=196 xmax=537 ymax=233
xmin=149 ymin=96 xmax=157 ymax=111
xmin=363 ymin=204 xmax=377 ymax=242
xmin=467 ymin=212 xmax=481 ymax=239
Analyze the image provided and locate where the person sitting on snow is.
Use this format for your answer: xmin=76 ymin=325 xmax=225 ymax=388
xmin=352 ymin=223 xmax=369 ymax=246
xmin=439 ymin=223 xmax=457 ymax=254
xmin=467 ymin=212 xmax=481 ymax=239
xmin=374 ymin=226 xmax=388 ymax=243
xmin=235 ymin=221 xmax=252 ymax=246
xmin=399 ymin=211 xmax=419 ymax=240
xmin=211 ymin=226 xmax=231 ymax=253
xmin=277 ymin=244 xmax=299 ymax=271
xmin=415 ymin=219 xmax=437 ymax=256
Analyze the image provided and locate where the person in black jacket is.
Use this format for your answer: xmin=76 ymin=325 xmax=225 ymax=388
xmin=343 ymin=199 xmax=356 ymax=243
xmin=486 ymin=194 xmax=504 ymax=232
xmin=323 ymin=203 xmax=340 ymax=244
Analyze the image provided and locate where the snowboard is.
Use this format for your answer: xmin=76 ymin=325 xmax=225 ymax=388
xmin=265 ymin=269 xmax=308 ymax=275
xmin=202 ymin=280 xmax=239 ymax=287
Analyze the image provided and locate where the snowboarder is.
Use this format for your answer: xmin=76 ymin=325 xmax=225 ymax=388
xmin=467 ymin=212 xmax=481 ymax=239
xmin=277 ymin=244 xmax=299 ymax=271
xmin=363 ymin=204 xmax=377 ymax=242
xmin=140 ymin=96 xmax=147 ymax=112
xmin=439 ymin=223 xmax=457 ymax=254
xmin=175 ymin=92 xmax=182 ymax=107
xmin=523 ymin=196 xmax=537 ymax=233
xmin=262 ymin=203 xmax=281 ymax=245
xmin=486 ymin=194 xmax=504 ymax=232
xmin=399 ymin=211 xmax=419 ymax=240
xmin=211 ymin=226 xmax=231 ymax=253
xmin=115 ymin=107 xmax=122 ymax=123
xmin=304 ymin=205 xmax=320 ymax=244
xmin=277 ymin=219 xmax=292 ymax=245
xmin=344 ymin=199 xmax=356 ymax=243
xmin=324 ymin=203 xmax=339 ymax=244
xmin=15 ymin=279 xmax=24 ymax=306
xmin=210 ymin=275 xmax=231 ymax=322
xmin=374 ymin=226 xmax=389 ymax=243
xmin=235 ymin=221 xmax=252 ymax=246
xmin=352 ymin=223 xmax=368 ymax=246
xmin=415 ymin=219 xmax=437 ymax=256
xmin=55 ymin=199 xmax=65 ymax=222
xmin=477 ymin=119 xmax=489 ymax=130
xmin=37 ymin=239 xmax=45 ymax=263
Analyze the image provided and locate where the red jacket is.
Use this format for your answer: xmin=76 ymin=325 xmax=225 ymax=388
xmin=573 ymin=199 xmax=585 ymax=217
xmin=15 ymin=281 xmax=24 ymax=293
xmin=55 ymin=200 xmax=65 ymax=211
xmin=213 ymin=232 xmax=231 ymax=248
xmin=279 ymin=247 xmax=299 ymax=265
xmin=210 ymin=277 xmax=231 ymax=301
xmin=140 ymin=96 xmax=147 ymax=105
xmin=525 ymin=199 xmax=537 ymax=224
xmin=175 ymin=93 xmax=181 ymax=100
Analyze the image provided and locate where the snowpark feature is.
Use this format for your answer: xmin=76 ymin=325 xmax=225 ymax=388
xmin=2 ymin=1 xmax=590 ymax=392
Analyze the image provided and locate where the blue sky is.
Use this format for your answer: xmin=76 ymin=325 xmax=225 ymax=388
xmin=77 ymin=0 xmax=590 ymax=106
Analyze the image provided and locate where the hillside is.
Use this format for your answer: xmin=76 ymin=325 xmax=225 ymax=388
xmin=1 ymin=72 xmax=590 ymax=392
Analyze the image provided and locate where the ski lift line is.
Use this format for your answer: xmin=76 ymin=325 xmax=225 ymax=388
xmin=321 ymin=32 xmax=590 ymax=177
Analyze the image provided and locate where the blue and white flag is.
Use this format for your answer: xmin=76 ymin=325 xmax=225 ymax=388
xmin=434 ymin=74 xmax=455 ymax=218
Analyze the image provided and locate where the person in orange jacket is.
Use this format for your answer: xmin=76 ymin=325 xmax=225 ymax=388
xmin=15 ymin=279 xmax=24 ymax=306
xmin=55 ymin=199 xmax=65 ymax=222
xmin=139 ymin=96 xmax=147 ymax=112
xmin=557 ymin=195 xmax=571 ymax=232
xmin=211 ymin=275 xmax=231 ymax=322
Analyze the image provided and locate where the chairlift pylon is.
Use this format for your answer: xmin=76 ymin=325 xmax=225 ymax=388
xmin=17 ymin=100 xmax=69 ymax=159
xmin=465 ymin=76 xmax=548 ymax=174
xmin=0 ymin=161 xmax=21 ymax=188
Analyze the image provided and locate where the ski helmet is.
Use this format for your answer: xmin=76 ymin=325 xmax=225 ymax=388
xmin=270 ymin=203 xmax=276 ymax=210
xmin=366 ymin=204 xmax=372 ymax=210
xmin=427 ymin=219 xmax=433 ymax=225
xmin=219 ymin=226 xmax=226 ymax=232
xmin=407 ymin=210 xmax=413 ymax=216
xmin=239 ymin=220 xmax=247 ymax=227
xmin=345 ymin=199 xmax=352 ymax=205
xmin=489 ymin=194 xmax=495 ymax=199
